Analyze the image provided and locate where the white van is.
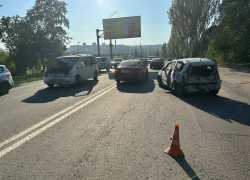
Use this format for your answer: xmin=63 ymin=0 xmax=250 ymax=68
xmin=44 ymin=54 xmax=98 ymax=88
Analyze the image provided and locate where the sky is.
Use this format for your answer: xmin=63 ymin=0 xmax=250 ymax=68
xmin=0 ymin=0 xmax=172 ymax=49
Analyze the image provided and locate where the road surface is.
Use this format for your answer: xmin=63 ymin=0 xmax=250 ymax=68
xmin=0 ymin=66 xmax=250 ymax=179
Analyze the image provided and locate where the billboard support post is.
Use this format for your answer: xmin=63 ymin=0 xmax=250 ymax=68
xmin=110 ymin=39 xmax=113 ymax=60
xmin=96 ymin=29 xmax=100 ymax=57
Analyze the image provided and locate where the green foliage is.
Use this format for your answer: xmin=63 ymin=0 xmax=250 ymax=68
xmin=12 ymin=73 xmax=44 ymax=84
xmin=0 ymin=0 xmax=70 ymax=75
xmin=160 ymin=42 xmax=167 ymax=59
xmin=205 ymin=0 xmax=250 ymax=64
xmin=155 ymin=49 xmax=160 ymax=57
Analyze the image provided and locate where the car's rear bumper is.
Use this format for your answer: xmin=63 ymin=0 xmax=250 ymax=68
xmin=44 ymin=77 xmax=75 ymax=85
xmin=115 ymin=74 xmax=142 ymax=81
xmin=184 ymin=82 xmax=221 ymax=93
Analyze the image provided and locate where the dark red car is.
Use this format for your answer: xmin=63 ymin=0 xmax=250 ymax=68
xmin=115 ymin=60 xmax=148 ymax=84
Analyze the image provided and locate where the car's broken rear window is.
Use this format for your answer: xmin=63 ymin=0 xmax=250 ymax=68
xmin=190 ymin=65 xmax=214 ymax=77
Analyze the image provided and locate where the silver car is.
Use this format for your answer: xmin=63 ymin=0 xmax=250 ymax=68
xmin=0 ymin=65 xmax=14 ymax=94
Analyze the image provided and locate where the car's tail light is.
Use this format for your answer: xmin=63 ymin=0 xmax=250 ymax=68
xmin=115 ymin=69 xmax=119 ymax=74
xmin=150 ymin=62 xmax=153 ymax=64
xmin=159 ymin=62 xmax=162 ymax=64
xmin=7 ymin=73 xmax=11 ymax=76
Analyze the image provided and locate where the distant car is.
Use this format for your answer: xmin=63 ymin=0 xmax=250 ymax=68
xmin=96 ymin=57 xmax=110 ymax=72
xmin=115 ymin=60 xmax=148 ymax=84
xmin=147 ymin=58 xmax=152 ymax=64
xmin=157 ymin=58 xmax=222 ymax=97
xmin=110 ymin=58 xmax=123 ymax=69
xmin=150 ymin=58 xmax=164 ymax=69
xmin=44 ymin=54 xmax=99 ymax=88
xmin=136 ymin=58 xmax=148 ymax=66
xmin=0 ymin=65 xmax=14 ymax=94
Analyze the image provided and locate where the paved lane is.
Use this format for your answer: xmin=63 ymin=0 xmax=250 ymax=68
xmin=0 ymin=67 xmax=249 ymax=179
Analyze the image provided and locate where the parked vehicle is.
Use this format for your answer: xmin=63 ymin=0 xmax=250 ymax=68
xmin=96 ymin=57 xmax=110 ymax=72
xmin=136 ymin=58 xmax=148 ymax=66
xmin=157 ymin=58 xmax=222 ymax=97
xmin=110 ymin=58 xmax=123 ymax=69
xmin=44 ymin=54 xmax=98 ymax=88
xmin=115 ymin=60 xmax=148 ymax=84
xmin=0 ymin=65 xmax=14 ymax=94
xmin=150 ymin=58 xmax=164 ymax=69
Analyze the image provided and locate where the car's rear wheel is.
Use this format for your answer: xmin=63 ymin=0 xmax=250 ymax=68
xmin=48 ymin=84 xmax=54 ymax=88
xmin=106 ymin=65 xmax=110 ymax=72
xmin=208 ymin=89 xmax=219 ymax=95
xmin=0 ymin=82 xmax=10 ymax=94
xmin=157 ymin=76 xmax=163 ymax=87
xmin=145 ymin=71 xmax=148 ymax=79
xmin=93 ymin=71 xmax=98 ymax=80
xmin=175 ymin=84 xmax=187 ymax=97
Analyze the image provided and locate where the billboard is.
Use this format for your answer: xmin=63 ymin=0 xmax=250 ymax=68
xmin=102 ymin=16 xmax=141 ymax=40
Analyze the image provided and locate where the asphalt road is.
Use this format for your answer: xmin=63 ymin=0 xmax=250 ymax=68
xmin=0 ymin=66 xmax=250 ymax=180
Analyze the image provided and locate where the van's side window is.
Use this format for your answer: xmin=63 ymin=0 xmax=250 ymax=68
xmin=84 ymin=57 xmax=91 ymax=66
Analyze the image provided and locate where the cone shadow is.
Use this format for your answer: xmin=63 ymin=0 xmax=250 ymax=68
xmin=175 ymin=156 xmax=200 ymax=180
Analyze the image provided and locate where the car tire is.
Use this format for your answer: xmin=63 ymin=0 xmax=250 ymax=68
xmin=74 ymin=75 xmax=80 ymax=86
xmin=208 ymin=89 xmax=219 ymax=95
xmin=106 ymin=65 xmax=110 ymax=72
xmin=93 ymin=71 xmax=98 ymax=80
xmin=48 ymin=84 xmax=54 ymax=88
xmin=116 ymin=80 xmax=120 ymax=84
xmin=157 ymin=76 xmax=163 ymax=87
xmin=175 ymin=84 xmax=187 ymax=97
xmin=145 ymin=71 xmax=148 ymax=79
xmin=0 ymin=82 xmax=10 ymax=94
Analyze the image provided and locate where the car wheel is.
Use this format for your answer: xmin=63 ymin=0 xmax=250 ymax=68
xmin=93 ymin=71 xmax=98 ymax=80
xmin=145 ymin=71 xmax=148 ymax=79
xmin=116 ymin=80 xmax=120 ymax=84
xmin=175 ymin=84 xmax=187 ymax=97
xmin=74 ymin=76 xmax=80 ymax=86
xmin=208 ymin=89 xmax=219 ymax=95
xmin=106 ymin=65 xmax=110 ymax=72
xmin=157 ymin=76 xmax=163 ymax=87
xmin=0 ymin=82 xmax=10 ymax=94
xmin=48 ymin=84 xmax=54 ymax=88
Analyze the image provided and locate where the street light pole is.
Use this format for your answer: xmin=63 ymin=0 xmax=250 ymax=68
xmin=140 ymin=37 xmax=144 ymax=58
xmin=77 ymin=42 xmax=80 ymax=54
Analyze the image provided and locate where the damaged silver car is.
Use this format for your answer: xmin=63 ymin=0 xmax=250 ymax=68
xmin=44 ymin=55 xmax=98 ymax=88
xmin=157 ymin=58 xmax=222 ymax=97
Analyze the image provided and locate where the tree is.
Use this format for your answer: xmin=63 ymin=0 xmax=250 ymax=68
xmin=167 ymin=0 xmax=220 ymax=58
xmin=26 ymin=0 xmax=70 ymax=72
xmin=155 ymin=49 xmax=160 ymax=57
xmin=205 ymin=0 xmax=250 ymax=64
xmin=161 ymin=42 xmax=167 ymax=59
xmin=0 ymin=16 xmax=37 ymax=74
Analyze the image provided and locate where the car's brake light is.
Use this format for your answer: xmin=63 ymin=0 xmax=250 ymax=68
xmin=150 ymin=62 xmax=153 ymax=64
xmin=159 ymin=62 xmax=162 ymax=63
xmin=7 ymin=73 xmax=11 ymax=76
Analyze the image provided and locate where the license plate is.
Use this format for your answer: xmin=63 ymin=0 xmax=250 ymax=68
xmin=121 ymin=70 xmax=131 ymax=73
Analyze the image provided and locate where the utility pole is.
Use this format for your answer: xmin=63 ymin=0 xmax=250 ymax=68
xmin=96 ymin=29 xmax=103 ymax=57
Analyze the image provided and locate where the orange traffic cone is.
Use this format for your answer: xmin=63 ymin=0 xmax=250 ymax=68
xmin=165 ymin=124 xmax=184 ymax=158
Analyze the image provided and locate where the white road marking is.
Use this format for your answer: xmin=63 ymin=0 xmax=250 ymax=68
xmin=0 ymin=83 xmax=116 ymax=151
xmin=14 ymin=93 xmax=35 ymax=99
xmin=0 ymin=84 xmax=116 ymax=158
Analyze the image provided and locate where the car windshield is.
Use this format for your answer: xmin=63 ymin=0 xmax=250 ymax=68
xmin=56 ymin=57 xmax=76 ymax=66
xmin=95 ymin=58 xmax=101 ymax=63
xmin=119 ymin=61 xmax=138 ymax=67
xmin=113 ymin=59 xmax=122 ymax=62
xmin=152 ymin=59 xmax=162 ymax=61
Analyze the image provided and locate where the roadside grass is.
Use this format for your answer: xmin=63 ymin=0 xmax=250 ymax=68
xmin=13 ymin=73 xmax=44 ymax=84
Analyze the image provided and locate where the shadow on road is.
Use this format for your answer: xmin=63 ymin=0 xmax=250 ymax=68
xmin=116 ymin=78 xmax=155 ymax=94
xmin=221 ymin=65 xmax=250 ymax=74
xmin=180 ymin=93 xmax=250 ymax=126
xmin=175 ymin=156 xmax=200 ymax=180
xmin=22 ymin=80 xmax=98 ymax=103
